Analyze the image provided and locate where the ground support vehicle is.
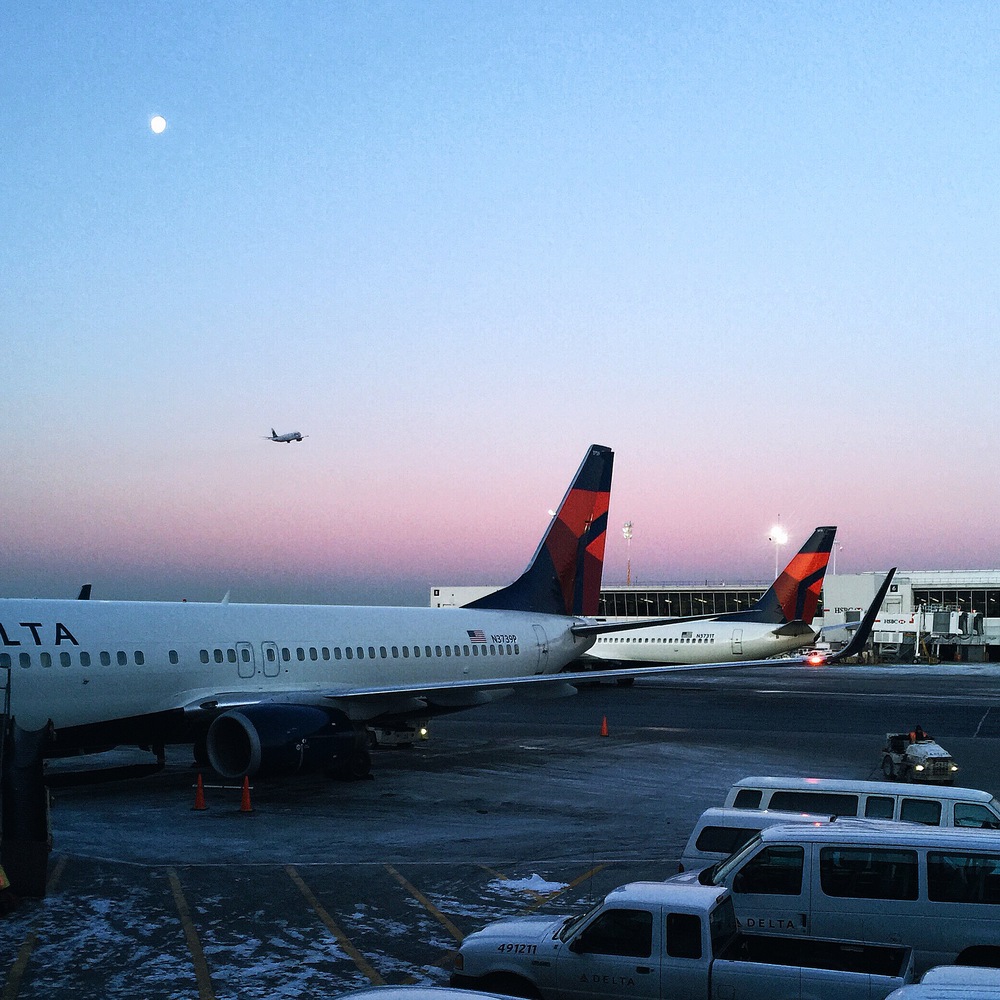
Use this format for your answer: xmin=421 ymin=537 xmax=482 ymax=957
xmin=725 ymin=776 xmax=1000 ymax=827
xmin=881 ymin=734 xmax=959 ymax=784
xmin=451 ymin=880 xmax=913 ymax=1000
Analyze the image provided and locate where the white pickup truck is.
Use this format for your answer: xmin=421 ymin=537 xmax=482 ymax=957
xmin=451 ymin=880 xmax=913 ymax=1000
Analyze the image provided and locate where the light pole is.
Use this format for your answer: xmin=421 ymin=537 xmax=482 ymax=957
xmin=832 ymin=543 xmax=843 ymax=575
xmin=769 ymin=523 xmax=788 ymax=578
xmin=622 ymin=521 xmax=633 ymax=586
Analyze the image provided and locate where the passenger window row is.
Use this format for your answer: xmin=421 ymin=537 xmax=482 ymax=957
xmin=199 ymin=643 xmax=521 ymax=664
xmin=1 ymin=650 xmax=156 ymax=668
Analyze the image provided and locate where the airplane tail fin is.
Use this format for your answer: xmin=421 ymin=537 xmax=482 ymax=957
xmin=270 ymin=428 xmax=277 ymax=439
xmin=465 ymin=445 xmax=613 ymax=616
xmin=730 ymin=525 xmax=837 ymax=625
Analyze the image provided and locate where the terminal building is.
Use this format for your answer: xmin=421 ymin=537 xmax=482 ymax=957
xmin=432 ymin=570 xmax=1000 ymax=663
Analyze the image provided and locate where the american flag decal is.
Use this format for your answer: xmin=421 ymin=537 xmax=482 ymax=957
xmin=467 ymin=629 xmax=486 ymax=643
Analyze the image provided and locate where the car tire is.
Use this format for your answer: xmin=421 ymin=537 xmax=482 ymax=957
xmin=881 ymin=755 xmax=896 ymax=780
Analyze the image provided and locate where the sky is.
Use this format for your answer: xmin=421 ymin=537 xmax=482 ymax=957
xmin=2 ymin=1 xmax=999 ymax=606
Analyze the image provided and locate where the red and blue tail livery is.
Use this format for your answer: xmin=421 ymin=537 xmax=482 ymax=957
xmin=731 ymin=525 xmax=837 ymax=625
xmin=466 ymin=445 xmax=613 ymax=617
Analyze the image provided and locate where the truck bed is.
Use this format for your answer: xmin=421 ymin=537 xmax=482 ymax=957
xmin=719 ymin=932 xmax=912 ymax=978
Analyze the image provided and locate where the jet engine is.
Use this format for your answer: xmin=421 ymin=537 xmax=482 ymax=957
xmin=206 ymin=704 xmax=371 ymax=779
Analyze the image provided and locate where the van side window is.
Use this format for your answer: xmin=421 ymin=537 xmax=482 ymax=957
xmin=928 ymin=851 xmax=1000 ymax=904
xmin=864 ymin=796 xmax=895 ymax=819
xmin=769 ymin=791 xmax=858 ymax=816
xmin=732 ymin=789 xmax=762 ymax=809
xmin=573 ymin=908 xmax=652 ymax=959
xmin=696 ymin=826 xmax=760 ymax=856
xmin=733 ymin=846 xmax=804 ymax=895
xmin=666 ymin=912 xmax=702 ymax=959
xmin=954 ymin=804 xmax=1000 ymax=830
xmin=819 ymin=847 xmax=918 ymax=900
xmin=900 ymin=799 xmax=942 ymax=825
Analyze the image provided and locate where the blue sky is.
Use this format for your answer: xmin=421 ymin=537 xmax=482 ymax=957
xmin=2 ymin=2 xmax=998 ymax=605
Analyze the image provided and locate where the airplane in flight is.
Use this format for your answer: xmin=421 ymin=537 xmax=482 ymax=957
xmin=3 ymin=444 xmax=892 ymax=785
xmin=266 ymin=428 xmax=307 ymax=443
xmin=583 ymin=525 xmax=838 ymax=668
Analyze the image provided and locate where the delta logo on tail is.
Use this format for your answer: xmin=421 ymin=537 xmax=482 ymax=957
xmin=746 ymin=525 xmax=836 ymax=625
xmin=465 ymin=445 xmax=612 ymax=617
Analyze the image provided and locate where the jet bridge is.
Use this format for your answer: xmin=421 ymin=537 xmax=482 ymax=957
xmin=0 ymin=666 xmax=52 ymax=898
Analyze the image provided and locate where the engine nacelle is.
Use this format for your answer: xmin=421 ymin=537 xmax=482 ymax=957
xmin=206 ymin=704 xmax=368 ymax=779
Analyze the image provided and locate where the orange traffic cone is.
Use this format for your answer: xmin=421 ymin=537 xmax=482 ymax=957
xmin=600 ymin=716 xmax=609 ymax=737
xmin=239 ymin=775 xmax=254 ymax=814
xmin=192 ymin=773 xmax=208 ymax=811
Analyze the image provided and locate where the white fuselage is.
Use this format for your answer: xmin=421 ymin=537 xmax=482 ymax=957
xmin=586 ymin=618 xmax=815 ymax=665
xmin=1 ymin=599 xmax=592 ymax=738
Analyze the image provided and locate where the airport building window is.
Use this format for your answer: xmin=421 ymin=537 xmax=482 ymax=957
xmin=200 ymin=650 xmax=210 ymax=664
xmin=169 ymin=650 xmax=179 ymax=664
xmin=40 ymin=652 xmax=51 ymax=667
xmin=80 ymin=651 xmax=91 ymax=667
xmin=100 ymin=652 xmax=111 ymax=666
xmin=60 ymin=652 xmax=71 ymax=667
xmin=19 ymin=653 xmax=30 ymax=668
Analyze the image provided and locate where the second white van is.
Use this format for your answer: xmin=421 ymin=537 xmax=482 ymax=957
xmin=725 ymin=776 xmax=1000 ymax=828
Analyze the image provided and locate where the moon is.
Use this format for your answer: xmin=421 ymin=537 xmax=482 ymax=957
xmin=150 ymin=115 xmax=167 ymax=134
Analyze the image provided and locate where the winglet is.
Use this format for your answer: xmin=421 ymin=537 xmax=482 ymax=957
xmin=465 ymin=445 xmax=613 ymax=616
xmin=829 ymin=568 xmax=897 ymax=662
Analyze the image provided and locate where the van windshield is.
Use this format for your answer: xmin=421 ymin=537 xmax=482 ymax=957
xmin=699 ymin=833 xmax=763 ymax=886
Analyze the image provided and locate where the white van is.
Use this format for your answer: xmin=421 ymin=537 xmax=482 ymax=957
xmin=725 ymin=777 xmax=1000 ymax=829
xmin=679 ymin=807 xmax=835 ymax=872
xmin=671 ymin=818 xmax=1000 ymax=972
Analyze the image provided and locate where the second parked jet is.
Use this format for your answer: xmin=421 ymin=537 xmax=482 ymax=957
xmin=583 ymin=525 xmax=837 ymax=667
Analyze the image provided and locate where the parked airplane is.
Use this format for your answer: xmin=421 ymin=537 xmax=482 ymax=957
xmin=266 ymin=428 xmax=306 ymax=443
xmin=582 ymin=525 xmax=837 ymax=668
xmin=3 ymin=443 xmax=890 ymax=784
xmin=6 ymin=445 xmax=618 ymax=780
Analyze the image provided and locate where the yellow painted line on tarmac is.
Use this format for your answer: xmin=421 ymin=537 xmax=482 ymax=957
xmin=286 ymin=865 xmax=386 ymax=986
xmin=385 ymin=864 xmax=465 ymax=944
xmin=2 ymin=855 xmax=69 ymax=1000
xmin=2 ymin=856 xmax=69 ymax=1000
xmin=168 ymin=869 xmax=216 ymax=1000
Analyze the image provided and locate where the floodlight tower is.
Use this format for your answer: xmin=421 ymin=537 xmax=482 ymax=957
xmin=622 ymin=521 xmax=633 ymax=587
xmin=769 ymin=522 xmax=788 ymax=578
